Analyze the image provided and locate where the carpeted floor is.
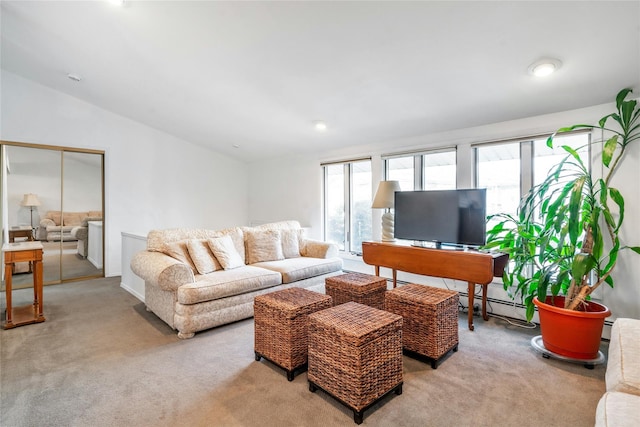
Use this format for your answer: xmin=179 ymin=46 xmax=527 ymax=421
xmin=0 ymin=277 xmax=607 ymax=427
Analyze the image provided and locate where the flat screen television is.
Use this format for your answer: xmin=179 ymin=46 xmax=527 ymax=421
xmin=394 ymin=189 xmax=487 ymax=248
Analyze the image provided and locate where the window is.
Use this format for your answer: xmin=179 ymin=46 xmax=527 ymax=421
xmin=384 ymin=149 xmax=456 ymax=191
xmin=476 ymin=142 xmax=521 ymax=220
xmin=323 ymin=159 xmax=372 ymax=253
xmin=475 ymin=132 xmax=590 ymax=227
xmin=533 ymin=133 xmax=590 ymax=186
xmin=423 ymin=150 xmax=456 ymax=190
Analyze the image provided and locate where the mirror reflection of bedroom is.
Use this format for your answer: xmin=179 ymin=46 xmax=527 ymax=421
xmin=1 ymin=143 xmax=104 ymax=289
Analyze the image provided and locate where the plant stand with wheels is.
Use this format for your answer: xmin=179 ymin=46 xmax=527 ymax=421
xmin=531 ymin=335 xmax=605 ymax=369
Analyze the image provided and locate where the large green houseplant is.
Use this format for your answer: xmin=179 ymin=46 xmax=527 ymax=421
xmin=484 ymin=88 xmax=640 ymax=327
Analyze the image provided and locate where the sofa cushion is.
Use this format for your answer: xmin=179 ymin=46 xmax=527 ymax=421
xmin=208 ymin=235 xmax=245 ymax=270
xmin=595 ymin=391 xmax=640 ymax=427
xmin=245 ymin=229 xmax=284 ymax=264
xmin=186 ymin=239 xmax=221 ymax=274
xmin=63 ymin=212 xmax=85 ymax=226
xmin=162 ymin=240 xmax=197 ymax=274
xmin=606 ymin=318 xmax=640 ymax=396
xmin=253 ymin=257 xmax=343 ymax=284
xmin=147 ymin=227 xmax=245 ymax=262
xmin=177 ymin=265 xmax=281 ymax=304
xmin=281 ymin=229 xmax=301 ymax=258
xmin=48 ymin=211 xmax=62 ymax=226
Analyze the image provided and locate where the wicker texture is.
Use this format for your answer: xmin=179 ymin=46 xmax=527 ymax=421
xmin=254 ymin=287 xmax=332 ymax=374
xmin=308 ymin=302 xmax=403 ymax=411
xmin=385 ymin=284 xmax=459 ymax=361
xmin=325 ymin=273 xmax=387 ymax=309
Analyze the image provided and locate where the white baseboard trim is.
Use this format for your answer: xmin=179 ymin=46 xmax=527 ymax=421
xmin=120 ymin=281 xmax=144 ymax=303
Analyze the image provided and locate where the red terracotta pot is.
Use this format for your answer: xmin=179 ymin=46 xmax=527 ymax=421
xmin=533 ymin=296 xmax=611 ymax=360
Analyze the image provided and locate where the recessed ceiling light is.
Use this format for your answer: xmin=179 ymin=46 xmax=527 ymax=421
xmin=67 ymin=73 xmax=82 ymax=82
xmin=528 ymin=58 xmax=562 ymax=77
xmin=108 ymin=0 xmax=125 ymax=6
xmin=314 ymin=121 xmax=327 ymax=132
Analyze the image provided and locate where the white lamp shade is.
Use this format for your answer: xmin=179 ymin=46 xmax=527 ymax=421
xmin=21 ymin=193 xmax=41 ymax=207
xmin=372 ymin=181 xmax=401 ymax=209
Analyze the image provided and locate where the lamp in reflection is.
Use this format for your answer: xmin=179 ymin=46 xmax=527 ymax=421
xmin=21 ymin=193 xmax=41 ymax=231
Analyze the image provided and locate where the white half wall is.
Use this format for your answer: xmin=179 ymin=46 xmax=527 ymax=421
xmin=248 ymin=100 xmax=640 ymax=322
xmin=1 ymin=71 xmax=250 ymax=277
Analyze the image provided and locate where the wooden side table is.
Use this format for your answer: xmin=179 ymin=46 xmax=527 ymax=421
xmin=2 ymin=241 xmax=45 ymax=329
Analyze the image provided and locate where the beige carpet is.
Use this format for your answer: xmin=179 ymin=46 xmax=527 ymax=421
xmin=0 ymin=277 xmax=607 ymax=427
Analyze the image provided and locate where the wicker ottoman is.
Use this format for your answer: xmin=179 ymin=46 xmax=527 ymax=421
xmin=325 ymin=272 xmax=387 ymax=309
xmin=254 ymin=287 xmax=333 ymax=381
xmin=308 ymin=302 xmax=403 ymax=424
xmin=385 ymin=284 xmax=459 ymax=369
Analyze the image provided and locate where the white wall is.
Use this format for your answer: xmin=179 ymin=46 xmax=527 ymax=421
xmin=1 ymin=71 xmax=250 ymax=277
xmin=248 ymin=100 xmax=640 ymax=323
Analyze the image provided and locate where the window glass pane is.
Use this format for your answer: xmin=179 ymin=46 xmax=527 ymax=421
xmin=386 ymin=157 xmax=414 ymax=191
xmin=476 ymin=143 xmax=521 ymax=220
xmin=324 ymin=164 xmax=345 ymax=251
xmin=423 ymin=151 xmax=456 ymax=190
xmin=351 ymin=161 xmax=372 ymax=253
xmin=533 ymin=133 xmax=589 ymax=186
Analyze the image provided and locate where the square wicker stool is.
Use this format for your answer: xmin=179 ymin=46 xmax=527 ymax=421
xmin=385 ymin=283 xmax=459 ymax=369
xmin=325 ymin=272 xmax=387 ymax=309
xmin=254 ymin=287 xmax=332 ymax=381
xmin=307 ymin=301 xmax=403 ymax=425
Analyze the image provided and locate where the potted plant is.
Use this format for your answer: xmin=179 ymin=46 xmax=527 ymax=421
xmin=484 ymin=88 xmax=640 ymax=360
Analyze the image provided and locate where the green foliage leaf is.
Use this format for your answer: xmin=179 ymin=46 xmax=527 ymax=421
xmin=571 ymin=253 xmax=596 ymax=281
xmin=615 ymin=88 xmax=633 ymax=111
xmin=609 ymin=188 xmax=625 ymax=231
xmin=621 ymin=100 xmax=637 ymax=127
xmin=605 ymin=275 xmax=614 ymax=288
xmin=568 ymin=177 xmax=586 ymax=245
xmin=629 ymin=246 xmax=640 ymax=255
xmin=602 ymin=136 xmax=618 ymax=167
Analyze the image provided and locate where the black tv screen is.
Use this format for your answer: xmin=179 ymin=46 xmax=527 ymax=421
xmin=394 ymin=189 xmax=487 ymax=247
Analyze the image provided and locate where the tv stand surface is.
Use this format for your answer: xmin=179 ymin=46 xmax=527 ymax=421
xmin=362 ymin=241 xmax=508 ymax=331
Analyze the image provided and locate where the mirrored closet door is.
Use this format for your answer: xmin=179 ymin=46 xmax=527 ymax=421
xmin=1 ymin=141 xmax=104 ymax=288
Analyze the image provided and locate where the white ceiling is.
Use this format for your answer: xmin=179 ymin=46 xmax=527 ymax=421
xmin=1 ymin=1 xmax=639 ymax=163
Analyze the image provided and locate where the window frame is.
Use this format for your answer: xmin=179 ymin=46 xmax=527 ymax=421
xmin=322 ymin=158 xmax=372 ymax=253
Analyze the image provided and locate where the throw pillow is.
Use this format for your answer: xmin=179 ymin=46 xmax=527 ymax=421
xmin=280 ymin=228 xmax=301 ymax=259
xmin=207 ymin=235 xmax=245 ymax=270
xmin=245 ymin=229 xmax=285 ymax=264
xmin=186 ymin=239 xmax=221 ymax=275
xmin=162 ymin=240 xmax=197 ymax=273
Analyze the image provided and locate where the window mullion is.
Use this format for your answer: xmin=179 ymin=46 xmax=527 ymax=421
xmin=344 ymin=163 xmax=351 ymax=251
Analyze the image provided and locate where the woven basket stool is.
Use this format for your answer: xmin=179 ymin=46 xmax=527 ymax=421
xmin=307 ymin=301 xmax=403 ymax=424
xmin=254 ymin=287 xmax=332 ymax=381
xmin=325 ymin=272 xmax=387 ymax=309
xmin=385 ymin=283 xmax=459 ymax=369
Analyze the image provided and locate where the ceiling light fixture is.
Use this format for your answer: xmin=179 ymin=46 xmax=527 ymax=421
xmin=108 ymin=0 xmax=125 ymax=6
xmin=528 ymin=58 xmax=562 ymax=77
xmin=67 ymin=73 xmax=82 ymax=82
xmin=314 ymin=121 xmax=327 ymax=132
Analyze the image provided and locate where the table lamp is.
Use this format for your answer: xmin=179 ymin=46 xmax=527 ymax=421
xmin=21 ymin=193 xmax=41 ymax=230
xmin=372 ymin=181 xmax=401 ymax=242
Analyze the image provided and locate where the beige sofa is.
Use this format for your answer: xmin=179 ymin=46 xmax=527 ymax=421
xmin=131 ymin=221 xmax=343 ymax=339
xmin=36 ymin=210 xmax=102 ymax=242
xmin=595 ymin=318 xmax=640 ymax=427
xmin=71 ymin=216 xmax=103 ymax=258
